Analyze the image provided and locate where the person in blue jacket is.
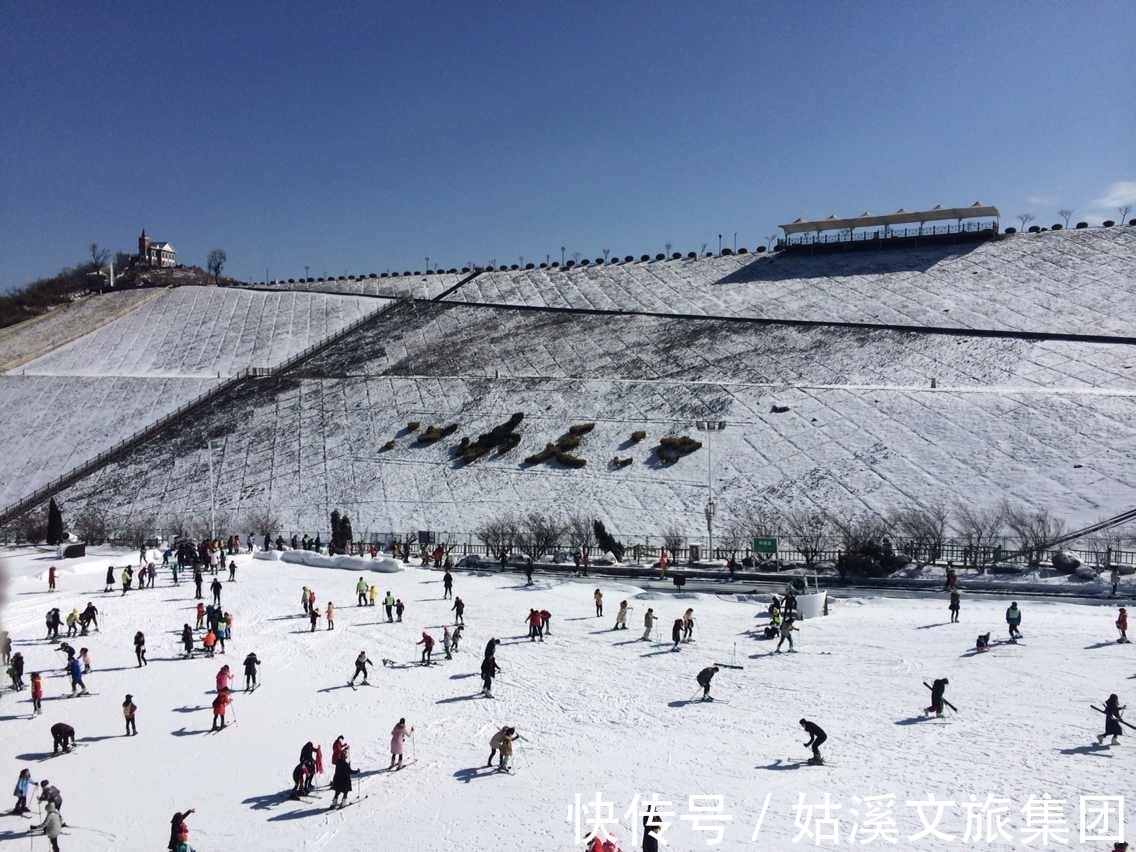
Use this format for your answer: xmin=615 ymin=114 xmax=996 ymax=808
xmin=1005 ymin=602 xmax=1023 ymax=642
xmin=67 ymin=655 xmax=87 ymax=696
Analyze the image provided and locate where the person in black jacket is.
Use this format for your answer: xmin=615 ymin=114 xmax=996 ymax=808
xmin=181 ymin=624 xmax=194 ymax=658
xmin=451 ymin=596 xmax=465 ymax=625
xmin=643 ymin=803 xmax=663 ymax=852
xmin=481 ymin=654 xmax=500 ymax=696
xmin=483 ymin=637 xmax=499 ymax=659
xmin=243 ymin=652 xmax=261 ymax=691
xmin=134 ymin=631 xmax=147 ymax=667
xmin=799 ymin=719 xmax=827 ymax=764
xmin=299 ymin=741 xmax=317 ymax=792
xmin=696 ymin=666 xmax=719 ymax=701
xmin=50 ymin=722 xmax=75 ymax=755
xmin=925 ymin=678 xmax=949 ymax=718
xmin=330 ymin=749 xmax=354 ymax=809
xmin=442 ymin=571 xmax=453 ymax=599
xmin=671 ymin=618 xmax=683 ymax=652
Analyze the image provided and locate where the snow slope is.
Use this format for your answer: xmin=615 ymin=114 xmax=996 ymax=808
xmin=13 ymin=287 xmax=382 ymax=378
xmin=260 ymin=271 xmax=463 ymax=301
xmin=0 ymin=547 xmax=1126 ymax=850
xmin=446 ymin=228 xmax=1136 ymax=337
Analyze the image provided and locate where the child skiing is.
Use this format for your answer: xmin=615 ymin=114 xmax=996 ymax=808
xmin=975 ymin=632 xmax=990 ymax=652
xmin=211 ymin=688 xmax=231 ymax=731
xmin=671 ymin=618 xmax=683 ymax=652
xmin=481 ymin=654 xmax=500 ymax=697
xmin=216 ymin=664 xmax=232 ymax=694
xmin=799 ymin=718 xmax=827 ymax=765
xmin=326 ymin=601 xmax=335 ymax=630
xmin=395 ymin=598 xmax=405 ymax=621
xmin=12 ymin=769 xmax=33 ymax=814
xmin=1097 ymin=694 xmax=1126 ymax=746
xmin=949 ymin=591 xmax=960 ymax=623
xmin=487 ymin=726 xmax=521 ymax=771
xmin=30 ymin=672 xmax=43 ymax=715
xmin=123 ymin=694 xmax=138 ymax=736
xmin=350 ymin=651 xmax=373 ymax=686
xmin=243 ymin=652 xmax=261 ymax=691
xmin=389 ymin=718 xmax=413 ymax=769
xmin=195 ymin=602 xmax=205 ymax=629
xmin=682 ymin=608 xmax=695 ymax=642
xmin=67 ymin=655 xmax=87 ymax=696
xmin=696 ymin=666 xmax=719 ymax=701
xmin=526 ymin=609 xmax=543 ymax=642
xmin=443 ymin=626 xmax=453 ymax=660
xmin=925 ymin=678 xmax=949 ymax=718
xmin=614 ymin=601 xmax=631 ymax=630
xmin=451 ymin=596 xmax=465 ymax=625
xmin=417 ymin=632 xmax=435 ymax=664
xmin=594 ymin=589 xmax=603 ymax=617
xmin=775 ymin=617 xmax=797 ymax=653
xmin=641 ymin=608 xmax=656 ymax=641
xmin=1005 ymin=602 xmax=1022 ymax=642
xmin=134 ymin=631 xmax=147 ymax=667
xmin=1117 ymin=607 xmax=1128 ymax=644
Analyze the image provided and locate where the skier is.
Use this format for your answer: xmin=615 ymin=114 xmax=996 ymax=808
xmin=526 ymin=609 xmax=543 ymax=642
xmin=356 ymin=577 xmax=369 ymax=607
xmin=121 ymin=565 xmax=133 ymax=594
xmin=1117 ymin=607 xmax=1128 ymax=644
xmin=228 ymin=560 xmax=236 ymax=582
xmin=30 ymin=671 xmax=42 ymax=714
xmin=925 ymin=678 xmax=949 ymax=718
xmin=641 ymin=607 xmax=657 ymax=641
xmin=540 ymin=608 xmax=552 ymax=636
xmin=202 ymin=629 xmax=217 ymax=657
xmin=1097 ymin=694 xmax=1125 ymax=746
xmin=949 ymin=591 xmax=960 ymax=623
xmin=134 ymin=631 xmax=147 ymax=667
xmin=211 ymin=577 xmax=222 ymax=606
xmin=38 ymin=780 xmax=62 ymax=814
xmin=389 ymin=718 xmax=413 ymax=769
xmin=80 ymin=602 xmax=99 ymax=633
xmin=210 ymin=687 xmax=231 ymax=730
xmin=47 ymin=565 xmax=56 ymax=592
xmin=1005 ymin=602 xmax=1023 ymax=642
xmin=670 ymin=618 xmax=683 ymax=652
xmin=50 ymin=722 xmax=76 ymax=754
xmin=525 ymin=559 xmax=534 ymax=586
xmin=487 ymin=726 xmax=520 ymax=770
xmin=350 ymin=651 xmax=373 ymax=685
xmin=67 ymin=655 xmax=87 ymax=696
xmin=308 ymin=588 xmax=317 ymax=615
xmin=331 ymin=735 xmax=349 ymax=765
xmin=123 ymin=694 xmax=138 ymax=736
xmin=451 ymin=596 xmax=465 ymax=625
xmin=417 ymin=631 xmax=435 ymax=664
xmin=195 ymin=602 xmax=205 ymax=629
xmin=181 ymin=625 xmax=194 ymax=658
xmin=299 ymin=741 xmax=317 ymax=793
xmin=329 ymin=747 xmax=355 ymax=809
xmin=32 ymin=802 xmax=63 ymax=852
xmin=975 ymin=632 xmax=991 ymax=652
xmin=775 ymin=617 xmax=797 ymax=653
xmin=696 ymin=666 xmax=719 ymax=701
xmin=594 ymin=589 xmax=603 ymax=617
xmin=481 ymin=654 xmax=500 ymax=696
xmin=308 ymin=604 xmax=320 ymax=632
xmin=320 ymin=601 xmax=332 ymax=630
xmin=368 ymin=585 xmax=377 ymax=607
xmin=9 ymin=651 xmax=24 ymax=689
xmin=682 ymin=608 xmax=695 ymax=642
xmin=1112 ymin=565 xmax=1121 ymax=597
xmin=452 ymin=624 xmax=464 ymax=653
xmin=443 ymin=626 xmax=453 ymax=660
xmin=104 ymin=565 xmax=114 ymax=593
xmin=216 ymin=664 xmax=232 ymax=694
xmin=167 ymin=808 xmax=195 ymax=852
xmin=301 ymin=586 xmax=310 ymax=614
xmin=56 ymin=642 xmax=76 ymax=662
xmin=800 ymin=718 xmax=828 ymax=765
xmin=614 ymin=601 xmax=631 ymax=630
xmin=383 ymin=591 xmax=395 ymax=622
xmin=443 ymin=570 xmax=453 ymax=600
xmin=290 ymin=760 xmax=311 ymax=799
xmin=65 ymin=609 xmax=79 ymax=638
xmin=243 ymin=652 xmax=261 ymax=691
xmin=12 ymin=768 xmax=33 ymax=814
xmin=395 ymin=598 xmax=405 ymax=622
xmin=484 ymin=637 xmax=500 ymax=660
xmin=193 ymin=567 xmax=203 ymax=600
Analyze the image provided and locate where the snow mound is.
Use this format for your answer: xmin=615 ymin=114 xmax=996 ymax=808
xmin=255 ymin=548 xmax=404 ymax=573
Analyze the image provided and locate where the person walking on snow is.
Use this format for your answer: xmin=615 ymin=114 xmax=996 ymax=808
xmin=47 ymin=565 xmax=56 ymax=592
xmin=682 ymin=608 xmax=695 ymax=642
xmin=30 ymin=672 xmax=43 ymax=714
xmin=134 ymin=631 xmax=147 ymax=667
xmin=301 ymin=586 xmax=310 ymax=614
xmin=481 ymin=654 xmax=500 ymax=696
xmin=670 ymin=618 xmax=684 ymax=652
xmin=12 ymin=768 xmax=33 ymax=814
xmin=104 ymin=565 xmax=114 ymax=593
xmin=67 ymin=656 xmax=87 ymax=696
xmin=1117 ymin=607 xmax=1128 ymax=644
xmin=355 ymin=577 xmax=368 ymax=607
xmin=228 ymin=560 xmax=236 ymax=582
xmin=308 ymin=605 xmax=320 ymax=632
xmin=193 ymin=567 xmax=203 ymax=600
xmin=614 ymin=601 xmax=632 ymax=630
xmin=389 ymin=718 xmax=413 ymax=769
xmin=594 ymin=589 xmax=603 ymax=617
xmin=443 ymin=626 xmax=453 ymax=660
xmin=417 ymin=632 xmax=435 ymax=664
xmin=1005 ymin=602 xmax=1023 ymax=642
xmin=696 ymin=666 xmax=719 ymax=701
xmin=487 ymin=726 xmax=521 ymax=771
xmin=216 ymin=664 xmax=232 ymax=694
xmin=395 ymin=598 xmax=405 ymax=622
xmin=443 ymin=570 xmax=453 ymax=600
xmin=1098 ymin=693 xmax=1126 ymax=746
xmin=775 ymin=617 xmax=797 ymax=653
xmin=211 ymin=577 xmax=222 ymax=606
xmin=925 ymin=678 xmax=949 ymax=718
xmin=641 ymin=608 xmax=657 ymax=641
xmin=181 ymin=624 xmax=194 ymax=658
xmin=33 ymin=801 xmax=63 ymax=852
xmin=325 ymin=601 xmax=335 ymax=630
xmin=526 ymin=609 xmax=544 ymax=642
xmin=350 ymin=651 xmax=373 ymax=685
xmin=243 ymin=652 xmax=261 ymax=690
xmin=383 ymin=591 xmax=395 ymax=622
xmin=123 ymin=694 xmax=138 ymax=736
xmin=949 ymin=591 xmax=960 ymax=623
xmin=800 ymin=719 xmax=827 ymax=765
xmin=451 ymin=596 xmax=465 ymax=625
xmin=452 ymin=625 xmax=464 ymax=653
xmin=211 ymin=688 xmax=231 ymax=730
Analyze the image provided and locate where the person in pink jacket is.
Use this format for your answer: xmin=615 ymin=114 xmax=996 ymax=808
xmin=389 ymin=718 xmax=413 ymax=769
xmin=216 ymin=664 xmax=231 ymax=694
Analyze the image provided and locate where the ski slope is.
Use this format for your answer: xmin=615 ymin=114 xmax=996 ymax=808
xmin=0 ymin=546 xmax=1126 ymax=850
xmin=446 ymin=229 xmax=1136 ymax=337
xmin=261 ymin=272 xmax=463 ymax=301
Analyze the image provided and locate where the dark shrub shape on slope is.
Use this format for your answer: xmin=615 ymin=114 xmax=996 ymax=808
xmin=418 ymin=423 xmax=459 ymax=445
xmin=654 ymin=435 xmax=702 ymax=464
xmin=458 ymin=412 xmax=525 ymax=464
xmin=630 ymin=430 xmax=646 ymax=443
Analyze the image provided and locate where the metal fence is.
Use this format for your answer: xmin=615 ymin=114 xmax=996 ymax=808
xmin=778 ymin=220 xmax=995 ymax=248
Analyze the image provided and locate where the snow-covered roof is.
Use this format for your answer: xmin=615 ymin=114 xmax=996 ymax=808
xmin=780 ymin=202 xmax=1000 ymax=234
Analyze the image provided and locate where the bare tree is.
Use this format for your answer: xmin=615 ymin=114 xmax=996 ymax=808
xmin=73 ymin=503 xmax=111 ymax=545
xmin=781 ymin=507 xmax=831 ymax=568
xmin=662 ymin=526 xmax=685 ymax=556
xmin=830 ymin=511 xmax=891 ymax=578
xmin=765 ymin=234 xmax=778 ymax=250
xmin=14 ymin=506 xmax=49 ymax=543
xmin=89 ymin=242 xmax=110 ymax=269
xmin=244 ymin=506 xmax=280 ymax=539
xmin=889 ymin=501 xmax=949 ymax=565
xmin=602 ymin=249 xmax=610 ymax=263
xmin=565 ymin=514 xmax=595 ymax=554
xmin=951 ymin=502 xmax=1004 ymax=570
xmin=1016 ymin=213 xmax=1035 ymax=231
xmin=1084 ymin=522 xmax=1136 ymax=569
xmin=1002 ymin=501 xmax=1066 ymax=567
xmin=515 ymin=512 xmax=565 ymax=562
xmin=1058 ymin=208 xmax=1073 ymax=229
xmin=1120 ymin=206 xmax=1133 ymax=226
xmin=476 ymin=514 xmax=519 ymax=560
xmin=664 ymin=242 xmax=672 ymax=257
xmin=207 ymin=249 xmax=227 ymax=281
xmin=116 ymin=513 xmax=157 ymax=548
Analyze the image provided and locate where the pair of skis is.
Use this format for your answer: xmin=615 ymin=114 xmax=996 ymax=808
xmin=923 ymin=682 xmax=959 ymax=713
xmin=1091 ymin=705 xmax=1136 ymax=730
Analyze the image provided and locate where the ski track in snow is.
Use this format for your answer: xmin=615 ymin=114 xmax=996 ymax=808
xmin=0 ymin=546 xmax=1128 ymax=850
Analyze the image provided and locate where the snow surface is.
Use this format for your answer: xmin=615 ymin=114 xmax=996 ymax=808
xmin=13 ymin=286 xmax=383 ymax=378
xmin=0 ymin=546 xmax=1126 ymax=850
xmin=260 ymin=272 xmax=463 ymax=301
xmin=446 ymin=229 xmax=1136 ymax=337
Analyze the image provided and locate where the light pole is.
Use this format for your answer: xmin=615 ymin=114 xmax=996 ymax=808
xmin=694 ymin=420 xmax=726 ymax=559
xmin=206 ymin=440 xmax=216 ymax=540
xmin=718 ymin=234 xmax=722 ymax=256
xmin=304 ymin=265 xmax=310 ymax=279
xmin=425 ymin=257 xmax=430 ymax=273
xmin=733 ymin=232 xmax=737 ymax=253
xmin=560 ymin=246 xmax=566 ymax=266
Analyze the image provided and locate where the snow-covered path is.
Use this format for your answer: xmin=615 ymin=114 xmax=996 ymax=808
xmin=0 ymin=547 xmax=1126 ymax=850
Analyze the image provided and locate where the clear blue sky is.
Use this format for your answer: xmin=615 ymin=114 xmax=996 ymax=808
xmin=2 ymin=0 xmax=1132 ymax=289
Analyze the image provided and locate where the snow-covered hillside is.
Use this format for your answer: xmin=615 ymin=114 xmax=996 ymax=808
xmin=13 ymin=287 xmax=384 ymax=378
xmin=0 ymin=547 xmax=1128 ymax=851
xmin=260 ymin=271 xmax=463 ymax=301
xmin=447 ymin=229 xmax=1136 ymax=337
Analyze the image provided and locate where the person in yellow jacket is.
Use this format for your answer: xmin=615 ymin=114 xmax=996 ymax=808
xmin=368 ymin=585 xmax=377 ymax=607
xmin=65 ymin=609 xmax=80 ymax=638
xmin=326 ymin=602 xmax=335 ymax=631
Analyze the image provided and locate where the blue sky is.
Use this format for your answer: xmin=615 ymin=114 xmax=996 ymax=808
xmin=2 ymin=0 xmax=1133 ymax=289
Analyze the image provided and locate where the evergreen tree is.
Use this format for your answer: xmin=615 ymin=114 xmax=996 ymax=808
xmin=47 ymin=498 xmax=64 ymax=546
xmin=592 ymin=519 xmax=625 ymax=562
xmin=329 ymin=510 xmax=342 ymax=554
xmin=340 ymin=514 xmax=354 ymax=552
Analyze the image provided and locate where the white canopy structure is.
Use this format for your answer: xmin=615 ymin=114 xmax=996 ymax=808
xmin=780 ymin=202 xmax=999 ymax=235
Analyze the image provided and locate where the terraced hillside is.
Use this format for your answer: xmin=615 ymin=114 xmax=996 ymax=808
xmin=261 ymin=271 xmax=463 ymax=300
xmin=446 ymin=228 xmax=1136 ymax=336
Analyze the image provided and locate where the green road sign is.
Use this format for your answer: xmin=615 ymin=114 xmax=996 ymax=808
xmin=753 ymin=537 xmax=778 ymax=555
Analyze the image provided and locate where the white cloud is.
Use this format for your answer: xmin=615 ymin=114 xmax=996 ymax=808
xmin=1092 ymin=180 xmax=1136 ymax=209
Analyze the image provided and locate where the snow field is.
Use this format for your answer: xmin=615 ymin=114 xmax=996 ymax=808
xmin=0 ymin=547 xmax=1129 ymax=850
xmin=261 ymin=272 xmax=463 ymax=301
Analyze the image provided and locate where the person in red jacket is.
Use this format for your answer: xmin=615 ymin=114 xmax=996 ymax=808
xmin=47 ymin=566 xmax=56 ymax=592
xmin=216 ymin=664 xmax=231 ymax=693
xmin=30 ymin=672 xmax=43 ymax=715
xmin=211 ymin=688 xmax=231 ymax=731
xmin=417 ymin=632 xmax=435 ymax=664
xmin=1118 ymin=607 xmax=1129 ymax=643
xmin=195 ymin=602 xmax=206 ymax=629
xmin=540 ymin=609 xmax=552 ymax=637
xmin=331 ymin=735 xmax=348 ymax=765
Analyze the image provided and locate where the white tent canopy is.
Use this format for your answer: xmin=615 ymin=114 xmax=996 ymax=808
xmin=780 ymin=202 xmax=999 ymax=235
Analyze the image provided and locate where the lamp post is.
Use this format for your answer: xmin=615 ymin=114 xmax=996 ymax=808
xmin=425 ymin=257 xmax=430 ymax=273
xmin=206 ymin=440 xmax=216 ymax=540
xmin=694 ymin=420 xmax=727 ymax=559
